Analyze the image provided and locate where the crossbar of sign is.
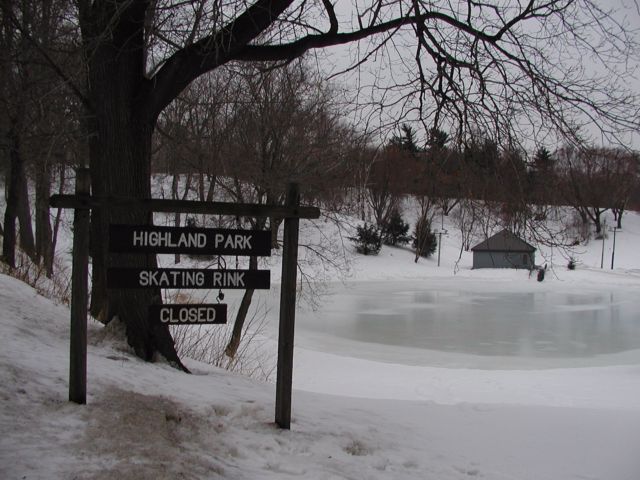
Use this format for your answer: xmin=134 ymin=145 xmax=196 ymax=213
xmin=107 ymin=268 xmax=271 ymax=290
xmin=109 ymin=225 xmax=271 ymax=256
xmin=149 ymin=304 xmax=227 ymax=325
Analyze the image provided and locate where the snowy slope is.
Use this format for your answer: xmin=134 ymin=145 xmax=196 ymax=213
xmin=2 ymin=203 xmax=640 ymax=479
xmin=1 ymin=273 xmax=640 ymax=479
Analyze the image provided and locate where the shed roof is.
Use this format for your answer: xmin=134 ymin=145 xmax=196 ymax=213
xmin=471 ymin=229 xmax=536 ymax=252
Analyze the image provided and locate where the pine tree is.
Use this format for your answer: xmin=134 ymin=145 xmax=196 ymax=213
xmin=412 ymin=217 xmax=438 ymax=258
xmin=390 ymin=124 xmax=421 ymax=153
xmin=381 ymin=209 xmax=410 ymax=246
xmin=351 ymin=224 xmax=383 ymax=255
xmin=533 ymin=147 xmax=554 ymax=175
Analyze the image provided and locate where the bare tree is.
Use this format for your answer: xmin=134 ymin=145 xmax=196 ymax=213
xmin=220 ymin=60 xmax=356 ymax=358
xmin=453 ymin=199 xmax=481 ymax=252
xmin=4 ymin=0 xmax=638 ymax=364
xmin=607 ymin=149 xmax=639 ymax=229
xmin=1 ymin=0 xmax=37 ymax=267
xmin=366 ymin=149 xmax=402 ymax=227
xmin=1 ymin=0 xmax=79 ymax=272
xmin=556 ymin=145 xmax=637 ymax=235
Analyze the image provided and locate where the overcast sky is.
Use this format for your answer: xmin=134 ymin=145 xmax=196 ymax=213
xmin=312 ymin=1 xmax=640 ymax=150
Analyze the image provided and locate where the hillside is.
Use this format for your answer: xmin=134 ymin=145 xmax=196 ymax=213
xmin=1 ymin=203 xmax=640 ymax=479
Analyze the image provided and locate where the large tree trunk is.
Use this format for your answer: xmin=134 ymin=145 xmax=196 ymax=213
xmin=82 ymin=0 xmax=185 ymax=369
xmin=224 ymin=214 xmax=266 ymax=359
xmin=225 ymin=255 xmax=258 ymax=358
xmin=270 ymin=217 xmax=283 ymax=249
xmin=613 ymin=206 xmax=624 ymax=229
xmin=49 ymin=165 xmax=66 ymax=276
xmin=35 ymin=160 xmax=54 ymax=275
xmin=593 ymin=212 xmax=602 ymax=235
xmin=2 ymin=126 xmax=36 ymax=266
xmin=172 ymin=174 xmax=182 ymax=265
xmin=16 ymin=161 xmax=36 ymax=259
xmin=2 ymin=130 xmax=20 ymax=268
xmin=88 ymin=111 xmax=109 ymax=321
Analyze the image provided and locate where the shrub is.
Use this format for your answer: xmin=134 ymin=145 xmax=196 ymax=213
xmin=351 ymin=224 xmax=382 ymax=255
xmin=380 ymin=209 xmax=410 ymax=246
xmin=171 ymin=293 xmax=275 ymax=381
xmin=412 ymin=217 xmax=437 ymax=258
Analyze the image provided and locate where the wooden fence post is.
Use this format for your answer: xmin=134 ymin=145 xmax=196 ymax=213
xmin=275 ymin=183 xmax=300 ymax=429
xmin=69 ymin=168 xmax=90 ymax=404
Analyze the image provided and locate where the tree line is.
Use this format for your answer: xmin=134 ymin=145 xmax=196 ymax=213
xmin=366 ymin=126 xmax=640 ymax=243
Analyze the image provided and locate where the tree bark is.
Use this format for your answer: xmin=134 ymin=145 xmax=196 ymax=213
xmin=81 ymin=0 xmax=185 ymax=369
xmin=2 ymin=130 xmax=20 ymax=268
xmin=270 ymin=217 xmax=283 ymax=249
xmin=16 ymin=158 xmax=36 ymax=260
xmin=88 ymin=109 xmax=109 ymax=321
xmin=225 ymin=255 xmax=258 ymax=358
xmin=205 ymin=174 xmax=216 ymax=202
xmin=35 ymin=160 xmax=54 ymax=275
xmin=613 ymin=206 xmax=624 ymax=229
xmin=49 ymin=165 xmax=66 ymax=276
xmin=2 ymin=122 xmax=36 ymax=265
xmin=172 ymin=174 xmax=182 ymax=264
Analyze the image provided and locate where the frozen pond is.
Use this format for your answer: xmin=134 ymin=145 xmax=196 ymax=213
xmin=286 ymin=280 xmax=640 ymax=368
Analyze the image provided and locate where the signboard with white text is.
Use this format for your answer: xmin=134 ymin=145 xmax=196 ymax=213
xmin=107 ymin=268 xmax=270 ymax=289
xmin=149 ymin=304 xmax=227 ymax=325
xmin=109 ymin=225 xmax=271 ymax=256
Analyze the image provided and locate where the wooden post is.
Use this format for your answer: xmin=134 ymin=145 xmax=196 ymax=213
xmin=69 ymin=168 xmax=90 ymax=404
xmin=275 ymin=183 xmax=300 ymax=429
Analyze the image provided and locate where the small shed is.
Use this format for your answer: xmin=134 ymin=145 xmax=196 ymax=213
xmin=471 ymin=229 xmax=536 ymax=269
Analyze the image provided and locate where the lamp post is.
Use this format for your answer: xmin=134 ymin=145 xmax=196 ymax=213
xmin=609 ymin=226 xmax=618 ymax=270
xmin=437 ymin=229 xmax=448 ymax=267
xmin=600 ymin=221 xmax=607 ymax=269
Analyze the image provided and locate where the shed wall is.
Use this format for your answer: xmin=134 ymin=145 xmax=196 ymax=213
xmin=472 ymin=251 xmax=535 ymax=269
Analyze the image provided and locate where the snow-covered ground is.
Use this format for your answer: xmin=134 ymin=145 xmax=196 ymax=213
xmin=1 ymin=205 xmax=640 ymax=479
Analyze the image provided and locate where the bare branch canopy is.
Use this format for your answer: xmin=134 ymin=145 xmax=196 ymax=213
xmin=8 ymin=0 xmax=636 ymax=364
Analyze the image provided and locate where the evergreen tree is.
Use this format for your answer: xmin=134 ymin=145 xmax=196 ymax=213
xmin=464 ymin=137 xmax=499 ymax=174
xmin=412 ymin=217 xmax=438 ymax=258
xmin=351 ymin=224 xmax=383 ymax=255
xmin=529 ymin=146 xmax=557 ymax=204
xmin=381 ymin=209 xmax=410 ymax=246
xmin=426 ymin=128 xmax=450 ymax=151
xmin=390 ymin=124 xmax=421 ymax=153
xmin=533 ymin=147 xmax=554 ymax=175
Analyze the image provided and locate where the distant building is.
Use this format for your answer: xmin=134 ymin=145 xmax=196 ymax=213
xmin=471 ymin=229 xmax=536 ymax=269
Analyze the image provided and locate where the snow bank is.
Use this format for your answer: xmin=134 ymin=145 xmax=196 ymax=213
xmin=1 ymin=271 xmax=639 ymax=480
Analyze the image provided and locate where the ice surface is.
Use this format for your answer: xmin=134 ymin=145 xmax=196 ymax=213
xmin=252 ymin=279 xmax=640 ymax=369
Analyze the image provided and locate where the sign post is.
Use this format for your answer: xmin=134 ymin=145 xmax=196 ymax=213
xmin=610 ymin=226 xmax=618 ymax=269
xmin=436 ymin=229 xmax=448 ymax=267
xmin=275 ymin=183 xmax=300 ymax=429
xmin=69 ymin=169 xmax=90 ymax=404
xmin=53 ymin=178 xmax=319 ymax=430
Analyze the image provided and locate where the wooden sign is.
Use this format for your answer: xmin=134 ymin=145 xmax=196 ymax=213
xmin=109 ymin=225 xmax=271 ymax=256
xmin=149 ymin=304 xmax=227 ymax=325
xmin=107 ymin=268 xmax=270 ymax=289
xmin=55 ymin=175 xmax=306 ymax=429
